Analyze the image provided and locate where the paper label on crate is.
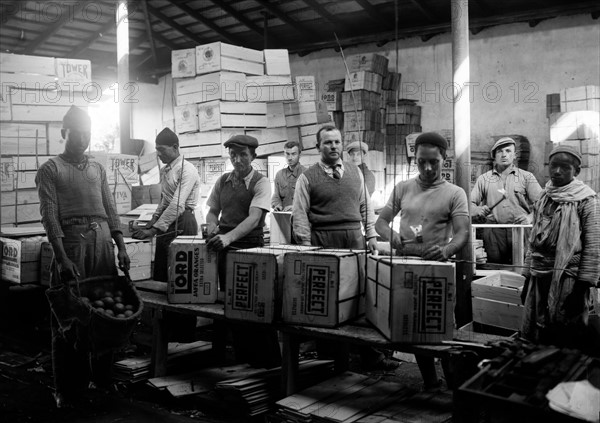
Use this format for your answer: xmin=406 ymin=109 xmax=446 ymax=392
xmin=232 ymin=262 xmax=255 ymax=311
xmin=306 ymin=265 xmax=329 ymax=316
xmin=418 ymin=277 xmax=448 ymax=333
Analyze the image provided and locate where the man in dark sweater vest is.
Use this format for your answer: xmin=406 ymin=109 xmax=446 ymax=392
xmin=205 ymin=134 xmax=281 ymax=369
xmin=292 ymin=124 xmax=397 ymax=371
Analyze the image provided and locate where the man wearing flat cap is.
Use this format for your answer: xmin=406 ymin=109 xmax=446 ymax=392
xmin=36 ymin=105 xmax=131 ymax=408
xmin=205 ymin=134 xmax=281 ymax=368
xmin=375 ymin=131 xmax=470 ymax=388
xmin=521 ymin=145 xmax=599 ymax=352
xmin=471 ymin=137 xmax=542 ymax=264
xmin=132 ymin=127 xmax=201 ymax=282
xmin=346 ymin=140 xmax=376 ymax=197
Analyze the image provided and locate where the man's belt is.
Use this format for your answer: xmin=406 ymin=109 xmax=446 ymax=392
xmin=60 ymin=216 xmax=107 ymax=226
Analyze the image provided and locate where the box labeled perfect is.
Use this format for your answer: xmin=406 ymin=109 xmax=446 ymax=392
xmin=225 ymin=245 xmax=319 ymax=323
xmin=168 ymin=237 xmax=218 ymax=304
xmin=366 ymin=256 xmax=455 ymax=343
xmin=283 ymin=249 xmax=366 ymax=327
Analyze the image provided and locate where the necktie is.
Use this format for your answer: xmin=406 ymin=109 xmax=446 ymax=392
xmin=331 ymin=165 xmax=341 ymax=180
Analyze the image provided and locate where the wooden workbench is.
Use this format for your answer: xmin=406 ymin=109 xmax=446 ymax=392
xmin=138 ymin=288 xmax=507 ymax=396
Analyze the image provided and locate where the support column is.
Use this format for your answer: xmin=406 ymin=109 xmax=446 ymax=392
xmin=452 ymin=0 xmax=473 ymax=327
xmin=116 ymin=0 xmax=130 ymax=152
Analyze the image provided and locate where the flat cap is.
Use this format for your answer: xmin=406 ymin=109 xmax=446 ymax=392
xmin=346 ymin=141 xmax=368 ymax=154
xmin=155 ymin=127 xmax=179 ymax=146
xmin=549 ymin=145 xmax=582 ymax=165
xmin=223 ymin=134 xmax=259 ymax=149
xmin=63 ymin=106 xmax=91 ymax=131
xmin=490 ymin=137 xmax=516 ymax=158
xmin=415 ymin=132 xmax=448 ymax=151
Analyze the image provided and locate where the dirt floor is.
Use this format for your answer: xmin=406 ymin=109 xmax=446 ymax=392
xmin=0 ymin=284 xmax=444 ymax=423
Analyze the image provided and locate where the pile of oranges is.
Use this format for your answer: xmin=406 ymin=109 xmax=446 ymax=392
xmin=82 ymin=288 xmax=137 ymax=319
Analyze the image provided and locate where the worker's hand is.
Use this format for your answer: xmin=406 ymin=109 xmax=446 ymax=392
xmin=273 ymin=205 xmax=283 ymax=211
xmin=205 ymin=223 xmax=218 ymax=240
xmin=132 ymin=228 xmax=157 ymax=240
xmin=144 ymin=215 xmax=159 ymax=229
xmin=422 ymin=244 xmax=449 ymax=261
xmin=283 ymin=205 xmax=293 ymax=212
xmin=117 ymin=249 xmax=130 ymax=272
xmin=474 ymin=205 xmax=491 ymax=219
xmin=390 ymin=232 xmax=402 ymax=251
xmin=206 ymin=233 xmax=231 ymax=252
xmin=367 ymin=237 xmax=378 ymax=254
xmin=57 ymin=256 xmax=80 ymax=280
xmin=520 ymin=275 xmax=530 ymax=305
xmin=514 ymin=214 xmax=532 ymax=224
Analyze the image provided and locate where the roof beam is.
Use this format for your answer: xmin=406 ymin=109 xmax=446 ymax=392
xmin=208 ymin=0 xmax=264 ymax=37
xmin=140 ymin=1 xmax=157 ymax=65
xmin=301 ymin=0 xmax=339 ymax=25
xmin=166 ymin=0 xmax=241 ymax=45
xmin=146 ymin=3 xmax=207 ymax=45
xmin=408 ymin=0 xmax=438 ymax=22
xmin=71 ymin=16 xmax=117 ymax=57
xmin=253 ymin=0 xmax=314 ymax=39
xmin=23 ymin=1 xmax=88 ymax=54
xmin=354 ymin=0 xmax=388 ymax=23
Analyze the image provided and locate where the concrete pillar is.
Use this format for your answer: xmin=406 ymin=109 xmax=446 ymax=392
xmin=117 ymin=0 xmax=130 ymax=152
xmin=452 ymin=0 xmax=473 ymax=326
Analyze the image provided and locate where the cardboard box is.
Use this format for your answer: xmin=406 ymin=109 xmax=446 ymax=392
xmin=91 ymin=153 xmax=139 ymax=185
xmin=295 ymin=76 xmax=316 ymax=102
xmin=342 ymin=90 xmax=381 ymax=112
xmin=168 ymin=237 xmax=218 ymax=304
xmin=343 ymin=110 xmax=381 ymax=131
xmin=196 ymin=42 xmax=263 ymax=76
xmin=198 ymin=100 xmax=267 ymax=132
xmin=549 ymin=111 xmax=600 ymax=142
xmin=266 ymin=102 xmax=287 ymax=128
xmin=55 ymin=58 xmax=92 ymax=89
xmin=244 ymin=84 xmax=296 ymax=103
xmin=346 ymin=53 xmax=389 ymax=75
xmin=471 ymin=271 xmax=525 ymax=331
xmin=0 ymin=236 xmax=46 ymax=283
xmin=225 ymin=245 xmax=319 ymax=323
xmin=282 ymin=249 xmax=366 ymax=327
xmin=365 ymin=256 xmax=455 ymax=343
xmin=321 ymin=91 xmax=342 ymax=111
xmin=171 ymin=48 xmax=196 ymax=78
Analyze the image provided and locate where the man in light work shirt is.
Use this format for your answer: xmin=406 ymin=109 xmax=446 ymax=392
xmin=471 ymin=137 xmax=542 ymax=264
xmin=272 ymin=140 xmax=306 ymax=211
xmin=132 ymin=127 xmax=200 ymax=281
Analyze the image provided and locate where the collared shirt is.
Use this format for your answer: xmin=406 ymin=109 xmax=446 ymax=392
xmin=293 ymin=159 xmax=377 ymax=244
xmin=207 ymin=169 xmax=271 ymax=213
xmin=271 ymin=164 xmax=306 ymax=209
xmin=153 ymin=155 xmax=200 ymax=232
xmin=471 ymin=164 xmax=542 ymax=224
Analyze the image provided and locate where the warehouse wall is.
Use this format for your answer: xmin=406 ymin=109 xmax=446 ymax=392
xmin=288 ymin=13 xmax=600 ymax=183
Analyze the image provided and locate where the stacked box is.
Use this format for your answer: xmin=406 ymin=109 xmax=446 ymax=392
xmin=559 ymin=85 xmax=600 ymax=112
xmin=115 ymin=238 xmax=152 ymax=281
xmin=198 ymin=100 xmax=267 ymax=132
xmin=224 ymin=245 xmax=320 ymax=323
xmin=174 ymin=104 xmax=199 ymax=134
xmin=341 ymin=91 xmax=381 ymax=112
xmin=344 ymin=71 xmax=383 ymax=93
xmin=168 ymin=237 xmax=218 ymax=304
xmin=282 ymin=249 xmax=366 ymax=327
xmin=366 ymin=256 xmax=455 ymax=343
xmin=174 ymin=71 xmax=247 ymax=106
xmin=266 ymin=102 xmax=287 ymax=128
xmin=90 ymin=153 xmax=139 ymax=214
xmin=196 ymin=42 xmax=263 ymax=76
xmin=264 ymin=49 xmax=291 ymax=75
xmin=0 ymin=235 xmax=46 ymax=284
xmin=343 ymin=110 xmax=381 ymax=132
xmin=245 ymin=75 xmax=295 ymax=103
xmin=343 ymin=131 xmax=385 ymax=152
xmin=321 ymin=91 xmax=342 ymax=111
xmin=346 ymin=53 xmax=389 ymax=75
xmin=382 ymin=71 xmax=401 ymax=91
xmin=171 ymin=48 xmax=196 ymax=78
xmin=295 ymin=76 xmax=316 ymax=102
xmin=386 ymin=103 xmax=422 ymax=125
xmin=472 ymin=271 xmax=525 ymax=331
xmin=248 ymin=127 xmax=299 ymax=157
xmin=178 ymin=129 xmax=236 ymax=159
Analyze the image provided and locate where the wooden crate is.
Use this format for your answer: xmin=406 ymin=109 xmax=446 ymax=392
xmin=0 ymin=52 xmax=56 ymax=76
xmin=91 ymin=153 xmax=139 ymax=185
xmin=171 ymin=48 xmax=196 ymax=78
xmin=365 ymin=256 xmax=455 ymax=344
xmin=0 ymin=236 xmax=45 ymax=283
xmin=472 ymin=271 xmax=525 ymax=331
xmin=55 ymin=58 xmax=92 ymax=89
xmin=174 ymin=104 xmax=199 ymax=134
xmin=282 ymin=249 xmax=365 ymax=327
xmin=549 ymin=111 xmax=599 ymax=142
xmin=342 ymin=90 xmax=381 ymax=111
xmin=244 ymin=83 xmax=296 ymax=103
xmin=346 ymin=52 xmax=389 ymax=75
xmin=266 ymin=102 xmax=286 ymax=128
xmin=263 ymin=49 xmax=291 ymax=75
xmin=178 ymin=129 xmax=238 ymax=148
xmin=321 ymin=91 xmax=342 ymax=111
xmin=343 ymin=110 xmax=381 ymax=131
xmin=195 ymin=42 xmax=263 ymax=76
xmin=174 ymin=71 xmax=246 ymax=106
xmin=198 ymin=100 xmax=267 ymax=132
xmin=344 ymin=71 xmax=383 ymax=93
xmin=295 ymin=76 xmax=316 ymax=102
